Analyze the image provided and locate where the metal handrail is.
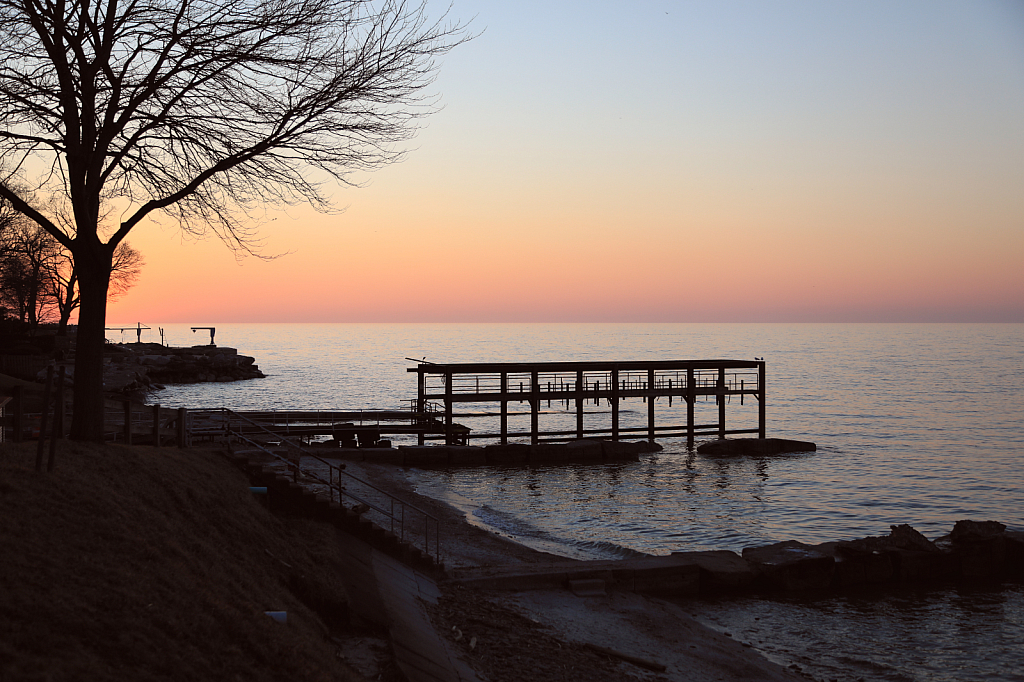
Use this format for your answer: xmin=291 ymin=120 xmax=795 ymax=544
xmin=221 ymin=408 xmax=441 ymax=564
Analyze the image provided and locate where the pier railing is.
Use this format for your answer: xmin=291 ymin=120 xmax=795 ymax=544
xmin=410 ymin=359 xmax=767 ymax=446
xmin=422 ymin=367 xmax=762 ymax=398
xmin=221 ymin=409 xmax=441 ymax=564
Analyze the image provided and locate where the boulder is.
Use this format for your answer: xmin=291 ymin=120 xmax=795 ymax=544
xmin=742 ymin=540 xmax=834 ymax=591
xmin=948 ymin=520 xmax=1010 ymax=580
xmin=835 ymin=525 xmax=953 ymax=585
xmin=950 ymin=519 xmax=1006 ymax=542
xmin=889 ymin=524 xmax=940 ymax=553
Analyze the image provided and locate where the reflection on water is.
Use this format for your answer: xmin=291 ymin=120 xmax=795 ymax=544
xmin=408 ymin=438 xmax=1019 ymax=557
xmin=685 ymin=584 xmax=1024 ymax=682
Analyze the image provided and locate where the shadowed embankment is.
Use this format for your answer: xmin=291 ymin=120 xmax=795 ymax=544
xmin=0 ymin=442 xmax=380 ymax=682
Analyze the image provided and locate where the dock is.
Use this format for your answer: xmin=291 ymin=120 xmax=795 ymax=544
xmin=409 ymin=359 xmax=765 ymax=446
xmin=185 ymin=408 xmax=454 ymax=447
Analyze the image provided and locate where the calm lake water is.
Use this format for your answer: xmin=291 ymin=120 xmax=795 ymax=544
xmin=135 ymin=322 xmax=1024 ymax=681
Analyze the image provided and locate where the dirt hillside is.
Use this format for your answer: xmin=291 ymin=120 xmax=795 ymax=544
xmin=0 ymin=441 xmax=383 ymax=682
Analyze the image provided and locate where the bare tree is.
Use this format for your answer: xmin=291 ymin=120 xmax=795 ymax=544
xmin=43 ymin=240 xmax=145 ymax=336
xmin=0 ymin=0 xmax=466 ymax=440
xmin=0 ymin=220 xmax=60 ymax=326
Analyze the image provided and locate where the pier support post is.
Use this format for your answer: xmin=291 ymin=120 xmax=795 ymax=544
xmin=500 ymin=372 xmax=508 ymax=445
xmin=152 ymin=403 xmax=161 ymax=447
xmin=758 ymin=361 xmax=766 ymax=439
xmin=123 ymin=400 xmax=132 ymax=445
xmin=611 ymin=369 xmax=620 ymax=441
xmin=647 ymin=368 xmax=656 ymax=442
xmin=718 ymin=367 xmax=726 ymax=439
xmin=576 ymin=370 xmax=584 ymax=439
xmin=417 ymin=370 xmax=426 ymax=446
xmin=444 ymin=371 xmax=453 ymax=446
xmin=530 ymin=370 xmax=539 ymax=445
xmin=686 ymin=366 xmax=695 ymax=447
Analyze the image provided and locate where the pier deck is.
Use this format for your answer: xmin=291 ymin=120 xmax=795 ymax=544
xmin=185 ymin=408 xmax=464 ymax=446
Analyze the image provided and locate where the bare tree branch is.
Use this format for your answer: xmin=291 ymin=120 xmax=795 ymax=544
xmin=0 ymin=0 xmax=468 ymax=439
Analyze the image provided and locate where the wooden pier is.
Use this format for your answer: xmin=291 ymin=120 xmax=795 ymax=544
xmin=184 ymin=408 xmax=454 ymax=447
xmin=409 ymin=359 xmax=765 ymax=446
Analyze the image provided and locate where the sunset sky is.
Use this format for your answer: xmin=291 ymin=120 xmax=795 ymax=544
xmin=108 ymin=0 xmax=1024 ymax=324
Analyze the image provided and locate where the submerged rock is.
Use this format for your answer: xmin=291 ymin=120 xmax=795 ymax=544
xmin=949 ymin=519 xmax=1006 ymax=542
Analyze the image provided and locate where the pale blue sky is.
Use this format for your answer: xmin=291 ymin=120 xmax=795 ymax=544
xmin=117 ymin=0 xmax=1024 ymax=323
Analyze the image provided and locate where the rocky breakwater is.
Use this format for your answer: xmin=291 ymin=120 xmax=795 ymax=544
xmin=454 ymin=520 xmax=1023 ymax=598
xmin=104 ymin=343 xmax=265 ymax=394
xmin=740 ymin=520 xmax=1023 ymax=593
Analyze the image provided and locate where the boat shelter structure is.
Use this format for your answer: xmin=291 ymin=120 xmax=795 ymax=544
xmin=409 ymin=359 xmax=766 ymax=446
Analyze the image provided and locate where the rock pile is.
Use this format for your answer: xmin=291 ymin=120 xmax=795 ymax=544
xmin=455 ymin=520 xmax=1023 ymax=597
xmin=102 ymin=343 xmax=265 ymax=393
xmin=739 ymin=520 xmax=1023 ymax=592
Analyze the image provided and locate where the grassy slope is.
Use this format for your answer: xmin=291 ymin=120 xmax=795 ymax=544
xmin=0 ymin=442 xmax=367 ymax=682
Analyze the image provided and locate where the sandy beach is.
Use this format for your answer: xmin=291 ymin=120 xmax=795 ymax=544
xmin=347 ymin=459 xmax=811 ymax=682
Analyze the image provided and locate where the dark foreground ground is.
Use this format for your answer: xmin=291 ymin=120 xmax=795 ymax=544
xmin=1 ymin=442 xmax=809 ymax=682
xmin=0 ymin=442 xmax=386 ymax=681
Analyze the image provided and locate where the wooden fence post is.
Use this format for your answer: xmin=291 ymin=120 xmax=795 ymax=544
xmin=177 ymin=407 xmax=187 ymax=448
xmin=124 ymin=400 xmax=133 ymax=445
xmin=35 ymin=366 xmax=53 ymax=473
xmin=12 ymin=385 xmax=23 ymax=443
xmin=152 ymin=403 xmax=161 ymax=447
xmin=47 ymin=366 xmax=65 ymax=472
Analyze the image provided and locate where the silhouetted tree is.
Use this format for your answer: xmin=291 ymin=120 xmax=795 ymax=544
xmin=0 ymin=220 xmax=59 ymax=326
xmin=0 ymin=0 xmax=466 ymax=440
xmin=1 ymin=194 xmax=144 ymax=332
xmin=43 ymin=240 xmax=145 ymax=336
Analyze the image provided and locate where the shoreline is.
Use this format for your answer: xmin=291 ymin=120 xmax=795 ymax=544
xmin=344 ymin=459 xmax=583 ymax=571
xmin=343 ymin=459 xmax=812 ymax=682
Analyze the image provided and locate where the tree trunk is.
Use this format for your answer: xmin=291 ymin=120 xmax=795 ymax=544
xmin=70 ymin=256 xmax=111 ymax=441
xmin=56 ymin=273 xmax=77 ymax=337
